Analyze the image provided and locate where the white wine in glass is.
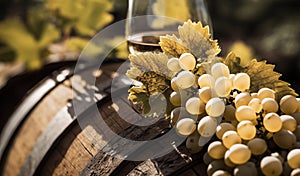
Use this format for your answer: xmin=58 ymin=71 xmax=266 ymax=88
xmin=126 ymin=0 xmax=212 ymax=54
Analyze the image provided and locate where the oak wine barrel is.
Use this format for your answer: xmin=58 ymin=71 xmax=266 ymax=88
xmin=0 ymin=59 xmax=207 ymax=176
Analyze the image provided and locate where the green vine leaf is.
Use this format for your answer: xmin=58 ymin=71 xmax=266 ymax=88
xmin=224 ymin=52 xmax=298 ymax=100
xmin=128 ymin=86 xmax=151 ymax=115
xmin=159 ymin=34 xmax=190 ymax=58
xmin=126 ymin=52 xmax=176 ymax=81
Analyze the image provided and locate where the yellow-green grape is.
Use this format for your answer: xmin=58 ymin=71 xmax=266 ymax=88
xmin=229 ymin=74 xmax=235 ymax=83
xmin=291 ymin=168 xmax=300 ymax=176
xmin=211 ymin=62 xmax=230 ymax=79
xmin=237 ymin=120 xmax=256 ymax=140
xmin=287 ymin=149 xmax=300 ymax=169
xmin=248 ymin=98 xmax=262 ymax=113
xmin=212 ymin=170 xmax=231 ymax=176
xmin=185 ymin=97 xmax=205 ymax=115
xmin=228 ymin=144 xmax=251 ymax=165
xmin=207 ymin=160 xmax=227 ymax=176
xmin=258 ymin=87 xmax=276 ymax=100
xmin=171 ymin=77 xmax=179 ymax=91
xmin=251 ymin=92 xmax=258 ymax=99
xmin=251 ymin=119 xmax=258 ymax=126
xmin=198 ymin=87 xmax=216 ymax=103
xmin=273 ymin=129 xmax=296 ymax=149
xmin=247 ymin=138 xmax=267 ymax=155
xmin=214 ymin=76 xmax=232 ymax=97
xmin=222 ymin=130 xmax=242 ymax=149
xmin=292 ymin=112 xmax=300 ymax=125
xmin=271 ymin=152 xmax=284 ymax=164
xmin=280 ymin=95 xmax=298 ymax=114
xmin=280 ymin=115 xmax=297 ymax=132
xmin=207 ymin=141 xmax=227 ymax=159
xmin=234 ymin=92 xmax=252 ymax=108
xmin=233 ymin=162 xmax=257 ymax=176
xmin=262 ymin=98 xmax=279 ymax=113
xmin=294 ymin=125 xmax=300 ymax=141
xmin=198 ymin=116 xmax=218 ymax=137
xmin=175 ymin=71 xmax=195 ymax=89
xmin=170 ymin=107 xmax=187 ymax=126
xmin=167 ymin=57 xmax=181 ymax=72
xmin=233 ymin=73 xmax=251 ymax=91
xmin=297 ymin=98 xmax=300 ymax=112
xmin=260 ymin=156 xmax=283 ymax=176
xmin=263 ymin=113 xmax=282 ymax=132
xmin=216 ymin=122 xmax=236 ymax=140
xmin=235 ymin=105 xmax=256 ymax=122
xmin=176 ymin=118 xmax=196 ymax=136
xmin=169 ymin=91 xmax=181 ymax=106
xmin=224 ymin=150 xmax=236 ymax=167
xmin=198 ymin=74 xmax=215 ymax=88
xmin=205 ymin=97 xmax=226 ymax=117
xmin=178 ymin=53 xmax=196 ymax=71
xmin=224 ymin=105 xmax=236 ymax=122
xmin=204 ymin=152 xmax=214 ymax=165
xmin=186 ymin=131 xmax=201 ymax=153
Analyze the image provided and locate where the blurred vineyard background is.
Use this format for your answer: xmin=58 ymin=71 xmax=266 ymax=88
xmin=0 ymin=0 xmax=299 ymax=129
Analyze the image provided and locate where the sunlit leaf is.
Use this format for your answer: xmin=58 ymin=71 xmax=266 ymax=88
xmin=159 ymin=34 xmax=190 ymax=58
xmin=45 ymin=0 xmax=84 ymax=19
xmin=128 ymin=86 xmax=151 ymax=115
xmin=229 ymin=41 xmax=254 ymax=66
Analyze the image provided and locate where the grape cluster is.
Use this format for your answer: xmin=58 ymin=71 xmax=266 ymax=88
xmin=167 ymin=53 xmax=300 ymax=176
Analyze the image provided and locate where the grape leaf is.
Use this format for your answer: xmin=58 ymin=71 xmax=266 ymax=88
xmin=128 ymin=86 xmax=151 ymax=115
xmin=159 ymin=34 xmax=190 ymax=58
xmin=224 ymin=52 xmax=298 ymax=100
xmin=178 ymin=20 xmax=221 ymax=61
xmin=126 ymin=52 xmax=176 ymax=80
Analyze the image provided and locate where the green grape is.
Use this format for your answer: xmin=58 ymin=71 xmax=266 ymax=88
xmin=224 ymin=105 xmax=236 ymax=122
xmin=205 ymin=97 xmax=226 ymax=117
xmin=204 ymin=152 xmax=214 ymax=165
xmin=216 ymin=122 xmax=236 ymax=140
xmin=224 ymin=149 xmax=236 ymax=167
xmin=260 ymin=156 xmax=283 ymax=176
xmin=179 ymin=53 xmax=196 ymax=71
xmin=291 ymin=168 xmax=300 ymax=176
xmin=297 ymin=98 xmax=300 ymax=112
xmin=169 ymin=91 xmax=181 ymax=106
xmin=247 ymin=138 xmax=267 ymax=155
xmin=262 ymin=98 xmax=279 ymax=113
xmin=237 ymin=120 xmax=256 ymax=140
xmin=186 ymin=131 xmax=201 ymax=153
xmin=198 ymin=116 xmax=218 ymax=137
xmin=207 ymin=141 xmax=227 ymax=159
xmin=273 ymin=129 xmax=296 ymax=149
xmin=175 ymin=71 xmax=196 ymax=89
xmin=198 ymin=74 xmax=215 ymax=88
xmin=214 ymin=76 xmax=232 ymax=97
xmin=171 ymin=77 xmax=179 ymax=91
xmin=228 ymin=144 xmax=251 ymax=165
xmin=233 ymin=73 xmax=251 ymax=91
xmin=233 ymin=162 xmax=257 ymax=176
xmin=234 ymin=92 xmax=252 ymax=108
xmin=212 ymin=170 xmax=231 ymax=176
xmin=280 ymin=95 xmax=298 ymax=115
xmin=207 ymin=160 xmax=227 ymax=176
xmin=211 ymin=62 xmax=230 ymax=79
xmin=271 ymin=152 xmax=284 ymax=164
xmin=176 ymin=118 xmax=196 ymax=136
xmin=280 ymin=115 xmax=297 ymax=132
xmin=167 ymin=57 xmax=182 ymax=72
xmin=170 ymin=107 xmax=188 ymax=126
xmin=198 ymin=87 xmax=216 ymax=103
xmin=248 ymin=98 xmax=262 ymax=113
xmin=263 ymin=113 xmax=282 ymax=132
xmin=222 ymin=130 xmax=242 ymax=149
xmin=257 ymin=87 xmax=276 ymax=100
xmin=235 ymin=105 xmax=256 ymax=122
xmin=251 ymin=92 xmax=258 ymax=99
xmin=287 ymin=149 xmax=300 ymax=169
xmin=292 ymin=112 xmax=300 ymax=125
xmin=186 ymin=97 xmax=205 ymax=115
xmin=294 ymin=125 xmax=300 ymax=141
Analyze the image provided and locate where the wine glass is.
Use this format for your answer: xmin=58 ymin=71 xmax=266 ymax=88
xmin=126 ymin=0 xmax=212 ymax=54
